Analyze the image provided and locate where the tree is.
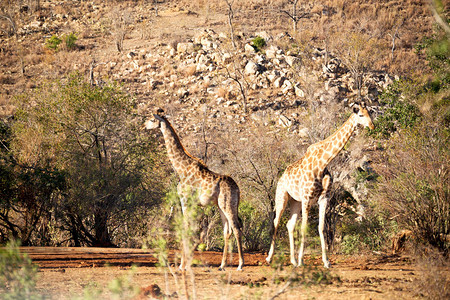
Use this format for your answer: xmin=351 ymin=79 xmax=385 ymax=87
xmin=10 ymin=74 xmax=166 ymax=246
xmin=224 ymin=0 xmax=236 ymax=49
xmin=332 ymin=30 xmax=382 ymax=99
xmin=0 ymin=119 xmax=66 ymax=246
xmin=280 ymin=0 xmax=311 ymax=33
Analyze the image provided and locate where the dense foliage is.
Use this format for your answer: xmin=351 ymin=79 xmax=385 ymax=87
xmin=0 ymin=74 xmax=167 ymax=247
xmin=370 ymin=31 xmax=450 ymax=253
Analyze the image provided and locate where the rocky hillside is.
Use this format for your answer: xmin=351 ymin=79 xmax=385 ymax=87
xmin=0 ymin=0 xmax=439 ymax=208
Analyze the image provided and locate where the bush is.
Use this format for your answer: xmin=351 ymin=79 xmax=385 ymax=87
xmin=0 ymin=240 xmax=44 ymax=299
xmin=415 ymin=34 xmax=450 ymax=87
xmin=9 ymin=73 xmax=166 ymax=247
xmin=339 ymin=212 xmax=394 ymax=254
xmin=373 ymin=117 xmax=449 ymax=253
xmin=64 ymin=32 xmax=78 ymax=50
xmin=45 ymin=35 xmax=62 ymax=50
xmin=45 ymin=33 xmax=78 ymax=51
xmin=251 ymin=36 xmax=266 ymax=52
xmin=239 ymin=200 xmax=271 ymax=251
xmin=369 ymin=79 xmax=421 ymax=139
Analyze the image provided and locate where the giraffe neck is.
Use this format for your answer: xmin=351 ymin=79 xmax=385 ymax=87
xmin=159 ymin=117 xmax=198 ymax=175
xmin=315 ymin=114 xmax=358 ymax=168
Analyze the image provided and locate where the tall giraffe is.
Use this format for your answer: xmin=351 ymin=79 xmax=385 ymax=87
xmin=266 ymin=102 xmax=374 ymax=268
xmin=144 ymin=108 xmax=244 ymax=271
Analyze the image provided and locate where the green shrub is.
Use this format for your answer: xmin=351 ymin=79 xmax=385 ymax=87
xmin=415 ymin=34 xmax=450 ymax=87
xmin=45 ymin=35 xmax=62 ymax=50
xmin=45 ymin=33 xmax=78 ymax=51
xmin=251 ymin=36 xmax=266 ymax=52
xmin=108 ymin=267 xmax=140 ymax=300
xmin=374 ymin=119 xmax=450 ymax=253
xmin=338 ymin=213 xmax=393 ymax=255
xmin=368 ymin=79 xmax=421 ymax=139
xmin=239 ymin=200 xmax=271 ymax=251
xmin=64 ymin=32 xmax=78 ymax=50
xmin=0 ymin=240 xmax=44 ymax=300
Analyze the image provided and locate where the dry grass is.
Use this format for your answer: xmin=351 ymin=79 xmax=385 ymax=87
xmin=180 ymin=64 xmax=197 ymax=77
xmin=414 ymin=248 xmax=450 ymax=300
xmin=215 ymin=87 xmax=231 ymax=99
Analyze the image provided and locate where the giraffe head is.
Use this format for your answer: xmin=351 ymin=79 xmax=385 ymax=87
xmin=352 ymin=102 xmax=375 ymax=130
xmin=144 ymin=108 xmax=166 ymax=129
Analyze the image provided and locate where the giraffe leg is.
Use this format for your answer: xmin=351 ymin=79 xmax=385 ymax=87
xmin=218 ymin=210 xmax=231 ymax=271
xmin=230 ymin=212 xmax=244 ymax=271
xmin=286 ymin=199 xmax=301 ymax=266
xmin=218 ymin=190 xmax=244 ymax=271
xmin=297 ymin=200 xmax=309 ymax=267
xmin=318 ymin=173 xmax=332 ymax=268
xmin=177 ymin=183 xmax=189 ymax=271
xmin=266 ymin=184 xmax=290 ymax=264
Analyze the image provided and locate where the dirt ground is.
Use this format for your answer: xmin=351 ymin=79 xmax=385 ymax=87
xmin=19 ymin=247 xmax=434 ymax=299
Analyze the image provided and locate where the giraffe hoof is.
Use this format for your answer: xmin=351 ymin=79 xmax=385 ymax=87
xmin=323 ymin=261 xmax=331 ymax=268
xmin=218 ymin=266 xmax=225 ymax=271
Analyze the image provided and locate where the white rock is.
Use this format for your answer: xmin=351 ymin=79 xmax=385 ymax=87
xmin=294 ymin=84 xmax=305 ymax=97
xmin=279 ymin=114 xmax=292 ymax=127
xmin=273 ymin=76 xmax=286 ymax=88
xmin=244 ymin=43 xmax=255 ymax=53
xmin=267 ymin=74 xmax=277 ymax=83
xmin=282 ymin=80 xmax=294 ymax=94
xmin=196 ymin=63 xmax=208 ymax=72
xmin=218 ymin=32 xmax=228 ymax=39
xmin=266 ymin=49 xmax=277 ymax=59
xmin=298 ymin=127 xmax=310 ymax=138
xmin=178 ymin=88 xmax=189 ymax=98
xmin=177 ymin=42 xmax=195 ymax=54
xmin=255 ymin=31 xmax=272 ymax=42
xmin=285 ymin=55 xmax=300 ymax=67
xmin=127 ymin=51 xmax=137 ymax=59
xmin=244 ymin=61 xmax=260 ymax=75
xmin=221 ymin=52 xmax=232 ymax=64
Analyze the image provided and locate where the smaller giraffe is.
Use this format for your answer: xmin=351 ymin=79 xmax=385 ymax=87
xmin=266 ymin=102 xmax=374 ymax=268
xmin=144 ymin=108 xmax=244 ymax=271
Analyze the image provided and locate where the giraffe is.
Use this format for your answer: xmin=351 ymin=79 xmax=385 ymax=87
xmin=144 ymin=108 xmax=244 ymax=271
xmin=266 ymin=102 xmax=375 ymax=268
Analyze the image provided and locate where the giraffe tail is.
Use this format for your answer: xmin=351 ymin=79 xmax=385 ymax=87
xmin=238 ymin=215 xmax=243 ymax=230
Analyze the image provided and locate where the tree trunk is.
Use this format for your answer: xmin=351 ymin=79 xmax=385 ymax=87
xmin=93 ymin=209 xmax=114 ymax=247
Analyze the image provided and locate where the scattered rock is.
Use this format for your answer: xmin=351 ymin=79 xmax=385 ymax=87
xmin=244 ymin=43 xmax=255 ymax=53
xmin=177 ymin=42 xmax=195 ymax=54
xmin=285 ymin=55 xmax=300 ymax=67
xmin=279 ymin=114 xmax=292 ymax=127
xmin=244 ymin=61 xmax=263 ymax=75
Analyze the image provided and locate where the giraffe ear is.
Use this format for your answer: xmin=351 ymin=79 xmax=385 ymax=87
xmin=352 ymin=104 xmax=360 ymax=114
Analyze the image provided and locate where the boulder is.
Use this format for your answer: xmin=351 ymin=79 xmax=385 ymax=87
xmin=281 ymin=80 xmax=294 ymax=94
xmin=177 ymin=42 xmax=195 ymax=54
xmin=294 ymin=84 xmax=305 ymax=97
xmin=298 ymin=127 xmax=310 ymax=138
xmin=273 ymin=76 xmax=286 ymax=88
xmin=244 ymin=43 xmax=255 ymax=53
xmin=285 ymin=55 xmax=300 ymax=67
xmin=244 ymin=61 xmax=262 ymax=75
